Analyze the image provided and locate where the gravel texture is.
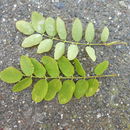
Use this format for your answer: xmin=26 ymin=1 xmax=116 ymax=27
xmin=0 ymin=0 xmax=130 ymax=129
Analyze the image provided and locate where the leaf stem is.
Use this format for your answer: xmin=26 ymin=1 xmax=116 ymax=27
xmin=31 ymin=73 xmax=118 ymax=79
xmin=42 ymin=34 xmax=128 ymax=46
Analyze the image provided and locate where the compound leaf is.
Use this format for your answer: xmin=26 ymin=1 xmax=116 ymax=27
xmin=85 ymin=46 xmax=96 ymax=62
xmin=58 ymin=56 xmax=74 ymax=77
xmin=32 ymin=79 xmax=48 ymax=103
xmin=20 ymin=55 xmax=34 ymax=76
xmin=94 ymin=60 xmax=109 ymax=75
xmin=45 ymin=79 xmax=62 ymax=101
xmin=12 ymin=78 xmax=32 ymax=92
xmin=101 ymin=26 xmax=109 ymax=43
xmin=85 ymin=22 xmax=95 ymax=43
xmin=0 ymin=67 xmax=23 ymax=83
xmin=22 ymin=34 xmax=42 ymax=48
xmin=67 ymin=45 xmax=79 ymax=60
xmin=74 ymin=80 xmax=89 ymax=99
xmin=45 ymin=17 xmax=56 ymax=37
xmin=72 ymin=18 xmax=83 ymax=42
xmin=16 ymin=20 xmax=34 ymax=35
xmin=58 ymin=80 xmax=75 ymax=104
xmin=37 ymin=39 xmax=53 ymax=53
xmin=30 ymin=58 xmax=46 ymax=78
xmin=86 ymin=79 xmax=99 ymax=97
xmin=31 ymin=11 xmax=45 ymax=34
xmin=56 ymin=17 xmax=67 ymax=40
xmin=54 ymin=42 xmax=65 ymax=60
xmin=41 ymin=56 xmax=60 ymax=77
xmin=74 ymin=58 xmax=86 ymax=76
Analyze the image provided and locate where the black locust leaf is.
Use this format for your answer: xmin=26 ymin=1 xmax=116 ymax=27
xmin=16 ymin=20 xmax=34 ymax=35
xmin=67 ymin=45 xmax=79 ymax=60
xmin=56 ymin=17 xmax=67 ymax=40
xmin=12 ymin=78 xmax=32 ymax=92
xmin=45 ymin=79 xmax=62 ymax=101
xmin=58 ymin=56 xmax=74 ymax=77
xmin=85 ymin=22 xmax=95 ymax=43
xmin=0 ymin=67 xmax=23 ymax=83
xmin=45 ymin=17 xmax=57 ymax=37
xmin=37 ymin=39 xmax=53 ymax=53
xmin=20 ymin=55 xmax=34 ymax=76
xmin=86 ymin=79 xmax=99 ymax=97
xmin=74 ymin=58 xmax=86 ymax=76
xmin=101 ymin=26 xmax=109 ymax=43
xmin=72 ymin=18 xmax=83 ymax=42
xmin=31 ymin=11 xmax=45 ymax=34
xmin=58 ymin=80 xmax=75 ymax=104
xmin=54 ymin=42 xmax=65 ymax=60
xmin=74 ymin=80 xmax=89 ymax=99
xmin=94 ymin=60 xmax=109 ymax=75
xmin=41 ymin=56 xmax=60 ymax=77
xmin=30 ymin=58 xmax=46 ymax=78
xmin=32 ymin=79 xmax=48 ymax=103
xmin=22 ymin=34 xmax=42 ymax=48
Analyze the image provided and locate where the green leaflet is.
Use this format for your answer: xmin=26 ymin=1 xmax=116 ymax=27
xmin=54 ymin=42 xmax=65 ymax=60
xmin=12 ymin=78 xmax=32 ymax=92
xmin=58 ymin=56 xmax=74 ymax=77
xmin=86 ymin=79 xmax=99 ymax=97
xmin=41 ymin=56 xmax=60 ymax=77
xmin=67 ymin=45 xmax=79 ymax=60
xmin=45 ymin=79 xmax=62 ymax=101
xmin=74 ymin=80 xmax=89 ymax=99
xmin=32 ymin=79 xmax=48 ymax=103
xmin=22 ymin=34 xmax=42 ymax=48
xmin=74 ymin=58 xmax=86 ymax=76
xmin=31 ymin=11 xmax=45 ymax=34
xmin=37 ymin=39 xmax=53 ymax=53
xmin=58 ymin=80 xmax=75 ymax=104
xmin=101 ymin=26 xmax=109 ymax=43
xmin=85 ymin=46 xmax=96 ymax=62
xmin=94 ymin=60 xmax=109 ymax=75
xmin=85 ymin=22 xmax=95 ymax=43
xmin=0 ymin=67 xmax=23 ymax=83
xmin=16 ymin=20 xmax=34 ymax=35
xmin=56 ymin=17 xmax=67 ymax=40
xmin=45 ymin=17 xmax=57 ymax=37
xmin=72 ymin=18 xmax=83 ymax=42
xmin=30 ymin=58 xmax=46 ymax=78
xmin=20 ymin=55 xmax=34 ymax=76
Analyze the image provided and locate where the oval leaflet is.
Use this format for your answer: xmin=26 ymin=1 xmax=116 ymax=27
xmin=58 ymin=56 xmax=74 ymax=77
xmin=54 ymin=42 xmax=65 ymax=60
xmin=31 ymin=58 xmax=46 ymax=78
xmin=85 ymin=22 xmax=95 ymax=43
xmin=16 ymin=20 xmax=34 ymax=35
xmin=0 ymin=67 xmax=23 ymax=83
xmin=37 ymin=39 xmax=53 ymax=53
xmin=45 ymin=79 xmax=62 ymax=101
xmin=85 ymin=46 xmax=96 ymax=62
xmin=32 ymin=79 xmax=48 ymax=103
xmin=94 ymin=60 xmax=109 ymax=75
xmin=31 ymin=11 xmax=45 ymax=34
xmin=72 ymin=18 xmax=83 ymax=42
xmin=41 ymin=56 xmax=60 ymax=77
xmin=22 ymin=34 xmax=42 ymax=48
xmin=20 ymin=55 xmax=34 ymax=76
xmin=67 ymin=45 xmax=79 ymax=60
xmin=58 ymin=80 xmax=75 ymax=104
xmin=12 ymin=78 xmax=32 ymax=92
xmin=56 ymin=17 xmax=67 ymax=40
xmin=45 ymin=17 xmax=57 ymax=37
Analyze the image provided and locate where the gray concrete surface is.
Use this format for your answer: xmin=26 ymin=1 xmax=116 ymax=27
xmin=0 ymin=0 xmax=130 ymax=129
